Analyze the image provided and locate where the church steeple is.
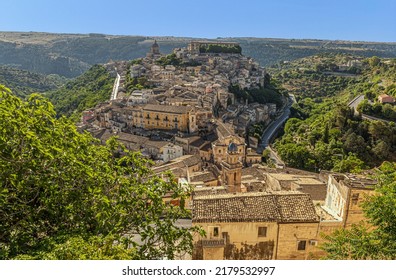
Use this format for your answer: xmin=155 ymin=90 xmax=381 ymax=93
xmin=151 ymin=40 xmax=160 ymax=55
xmin=221 ymin=142 xmax=242 ymax=193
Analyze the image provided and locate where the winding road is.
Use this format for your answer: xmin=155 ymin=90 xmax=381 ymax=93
xmin=348 ymin=94 xmax=391 ymax=123
xmin=257 ymin=94 xmax=296 ymax=167
xmin=258 ymin=94 xmax=295 ymax=151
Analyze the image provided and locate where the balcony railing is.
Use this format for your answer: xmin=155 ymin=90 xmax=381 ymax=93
xmin=201 ymin=239 xmax=225 ymax=248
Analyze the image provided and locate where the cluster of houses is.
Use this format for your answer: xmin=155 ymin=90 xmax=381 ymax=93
xmin=79 ymin=41 xmax=378 ymax=260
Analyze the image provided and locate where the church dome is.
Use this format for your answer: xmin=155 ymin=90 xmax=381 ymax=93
xmin=150 ymin=40 xmax=160 ymax=55
xmin=152 ymin=40 xmax=159 ymax=48
xmin=228 ymin=142 xmax=238 ymax=153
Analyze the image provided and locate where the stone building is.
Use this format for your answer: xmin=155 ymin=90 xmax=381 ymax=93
xmin=245 ymin=148 xmax=262 ymax=166
xmin=212 ymin=135 xmax=245 ymax=165
xmin=127 ymin=90 xmax=153 ymax=105
xmin=266 ymin=173 xmax=327 ymax=200
xmin=322 ymin=173 xmax=376 ymax=227
xmin=187 ymin=41 xmax=241 ymax=54
xmin=221 ymin=142 xmax=243 ymax=193
xmin=378 ymin=94 xmax=395 ymax=104
xmin=192 ymin=192 xmax=321 ymax=260
xmin=135 ymin=104 xmax=198 ymax=133
xmin=146 ymin=40 xmax=161 ymax=59
xmin=162 ymin=143 xmax=183 ymax=163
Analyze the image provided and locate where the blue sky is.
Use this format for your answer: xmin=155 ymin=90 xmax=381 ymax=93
xmin=1 ymin=0 xmax=395 ymax=42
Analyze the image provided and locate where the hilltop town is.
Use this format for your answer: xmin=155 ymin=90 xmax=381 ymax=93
xmin=78 ymin=41 xmax=378 ymax=260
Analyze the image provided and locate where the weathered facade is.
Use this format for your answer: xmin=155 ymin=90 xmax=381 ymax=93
xmin=192 ymin=192 xmax=321 ymax=260
xmin=323 ymin=173 xmax=376 ymax=227
xmin=137 ymin=104 xmax=197 ymax=133
xmin=221 ymin=142 xmax=243 ymax=193
xmin=212 ymin=135 xmax=245 ymax=165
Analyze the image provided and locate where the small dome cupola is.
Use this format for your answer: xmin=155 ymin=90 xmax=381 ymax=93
xmin=227 ymin=142 xmax=238 ymax=153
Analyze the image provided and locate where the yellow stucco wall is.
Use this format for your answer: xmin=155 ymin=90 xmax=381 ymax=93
xmin=276 ymin=223 xmax=321 ymax=260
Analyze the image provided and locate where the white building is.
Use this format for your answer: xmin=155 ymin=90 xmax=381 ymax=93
xmin=127 ymin=90 xmax=153 ymax=105
xmin=162 ymin=143 xmax=183 ymax=163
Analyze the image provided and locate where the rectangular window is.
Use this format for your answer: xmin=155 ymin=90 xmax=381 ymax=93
xmin=297 ymin=240 xmax=306 ymax=251
xmin=213 ymin=227 xmax=219 ymax=237
xmin=351 ymin=193 xmax=360 ymax=205
xmin=258 ymin=227 xmax=267 ymax=237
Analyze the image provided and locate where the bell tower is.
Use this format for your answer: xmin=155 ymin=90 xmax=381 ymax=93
xmin=147 ymin=40 xmax=161 ymax=58
xmin=151 ymin=40 xmax=160 ymax=55
xmin=221 ymin=142 xmax=242 ymax=193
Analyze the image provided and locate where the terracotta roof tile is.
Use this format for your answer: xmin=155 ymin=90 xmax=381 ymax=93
xmin=193 ymin=192 xmax=319 ymax=223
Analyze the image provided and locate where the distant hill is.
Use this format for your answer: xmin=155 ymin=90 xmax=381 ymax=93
xmin=0 ymin=65 xmax=67 ymax=98
xmin=1 ymin=32 xmax=395 ymax=78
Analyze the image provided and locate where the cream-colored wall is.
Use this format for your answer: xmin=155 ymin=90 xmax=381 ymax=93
xmin=246 ymin=155 xmax=261 ymax=165
xmin=199 ymin=149 xmax=212 ymax=161
xmin=324 ymin=177 xmax=347 ymax=219
xmin=203 ymin=247 xmax=224 ymax=260
xmin=344 ymin=188 xmax=375 ymax=228
xmin=212 ymin=139 xmax=245 ymax=165
xmin=194 ymin=221 xmax=278 ymax=260
xmin=194 ymin=220 xmax=349 ymax=260
xmin=266 ymin=175 xmax=282 ymax=191
xmin=134 ymin=110 xmax=191 ymax=132
xmin=276 ymin=222 xmax=321 ymax=260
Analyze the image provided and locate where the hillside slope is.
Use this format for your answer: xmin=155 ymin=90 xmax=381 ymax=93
xmin=45 ymin=64 xmax=114 ymax=117
xmin=271 ymin=54 xmax=396 ymax=172
xmin=1 ymin=32 xmax=395 ymax=78
xmin=0 ymin=65 xmax=66 ymax=98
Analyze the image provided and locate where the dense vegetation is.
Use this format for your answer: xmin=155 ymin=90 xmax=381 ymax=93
xmin=355 ymin=61 xmax=396 ymax=121
xmin=272 ymin=54 xmax=396 ymax=172
xmin=229 ymin=74 xmax=285 ymax=107
xmin=358 ymin=100 xmax=396 ymax=121
xmin=238 ymin=38 xmax=396 ymax=68
xmin=322 ymin=161 xmax=396 ymax=259
xmin=156 ymin=53 xmax=182 ymax=66
xmin=45 ymin=65 xmax=114 ymax=117
xmin=271 ymin=53 xmax=363 ymax=99
xmin=0 ymin=66 xmax=66 ymax=98
xmin=0 ymin=85 xmax=200 ymax=259
xmin=199 ymin=44 xmax=242 ymax=54
xmin=156 ymin=54 xmax=202 ymax=67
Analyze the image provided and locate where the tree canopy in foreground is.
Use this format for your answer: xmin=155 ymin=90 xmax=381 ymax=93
xmin=321 ymin=161 xmax=396 ymax=259
xmin=0 ymin=85 xmax=201 ymax=260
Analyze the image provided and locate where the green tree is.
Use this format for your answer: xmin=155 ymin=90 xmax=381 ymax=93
xmin=276 ymin=143 xmax=313 ymax=169
xmin=332 ymin=153 xmax=365 ymax=173
xmin=46 ymin=65 xmax=114 ymax=117
xmin=321 ymin=161 xmax=396 ymax=259
xmin=372 ymin=140 xmax=390 ymax=160
xmin=368 ymin=56 xmax=381 ymax=67
xmin=262 ymin=149 xmax=271 ymax=163
xmin=0 ymin=85 xmax=201 ymax=260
